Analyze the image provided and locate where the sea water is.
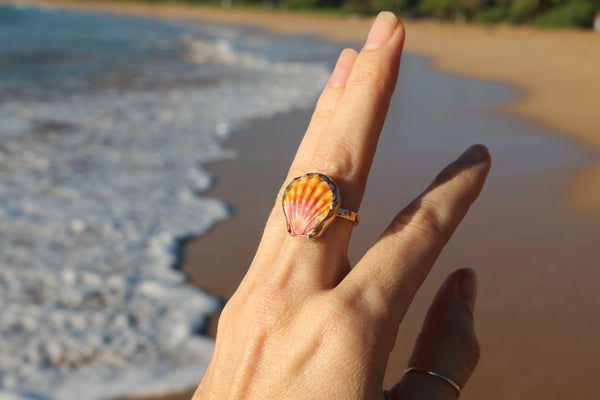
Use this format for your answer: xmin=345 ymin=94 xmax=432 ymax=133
xmin=0 ymin=4 xmax=334 ymax=398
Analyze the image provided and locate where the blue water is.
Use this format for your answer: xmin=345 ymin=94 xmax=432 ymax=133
xmin=0 ymin=4 xmax=334 ymax=399
xmin=0 ymin=6 xmax=179 ymax=88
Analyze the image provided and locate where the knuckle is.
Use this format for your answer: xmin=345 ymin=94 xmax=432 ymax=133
xmin=218 ymin=282 xmax=293 ymax=337
xmin=320 ymin=296 xmax=357 ymax=330
xmin=406 ymin=198 xmax=447 ymax=238
xmin=328 ymin=294 xmax=360 ymax=320
xmin=311 ymin=139 xmax=356 ymax=178
xmin=320 ymin=294 xmax=374 ymax=347
xmin=216 ymin=298 xmax=240 ymax=334
xmin=245 ymin=282 xmax=292 ymax=331
xmin=348 ymin=56 xmax=385 ymax=89
xmin=313 ymin=91 xmax=339 ymax=118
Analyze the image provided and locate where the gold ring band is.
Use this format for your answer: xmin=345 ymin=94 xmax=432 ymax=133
xmin=337 ymin=207 xmax=360 ymax=226
xmin=404 ymin=367 xmax=461 ymax=398
xmin=282 ymin=173 xmax=359 ymax=239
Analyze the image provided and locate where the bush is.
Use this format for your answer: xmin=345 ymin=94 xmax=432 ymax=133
xmin=458 ymin=0 xmax=493 ymax=18
xmin=281 ymin=0 xmax=316 ymax=8
xmin=533 ymin=1 xmax=598 ymax=27
xmin=282 ymin=0 xmax=343 ymax=9
xmin=419 ymin=0 xmax=460 ymax=18
xmin=370 ymin=0 xmax=418 ymax=14
xmin=341 ymin=0 xmax=371 ymax=13
xmin=473 ymin=3 xmax=508 ymax=22
xmin=508 ymin=0 xmax=541 ymax=23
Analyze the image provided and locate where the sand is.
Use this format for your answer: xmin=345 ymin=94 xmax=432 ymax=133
xmin=5 ymin=1 xmax=600 ymax=399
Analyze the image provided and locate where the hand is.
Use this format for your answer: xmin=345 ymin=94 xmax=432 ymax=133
xmin=193 ymin=12 xmax=490 ymax=400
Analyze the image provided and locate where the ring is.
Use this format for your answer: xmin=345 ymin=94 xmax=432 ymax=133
xmin=282 ymin=173 xmax=359 ymax=239
xmin=404 ymin=367 xmax=461 ymax=398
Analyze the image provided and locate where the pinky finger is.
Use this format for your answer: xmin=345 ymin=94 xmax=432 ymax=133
xmin=387 ymin=268 xmax=480 ymax=399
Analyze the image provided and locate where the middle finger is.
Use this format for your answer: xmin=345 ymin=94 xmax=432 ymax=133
xmin=272 ymin=13 xmax=406 ymax=290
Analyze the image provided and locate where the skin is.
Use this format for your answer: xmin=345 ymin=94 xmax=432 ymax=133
xmin=193 ymin=11 xmax=489 ymax=400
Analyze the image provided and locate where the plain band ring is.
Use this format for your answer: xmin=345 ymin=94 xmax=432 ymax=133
xmin=404 ymin=367 xmax=461 ymax=398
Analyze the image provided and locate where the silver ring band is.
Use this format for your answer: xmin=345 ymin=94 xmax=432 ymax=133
xmin=404 ymin=367 xmax=461 ymax=398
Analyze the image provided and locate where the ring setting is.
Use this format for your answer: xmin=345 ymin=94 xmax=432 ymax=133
xmin=282 ymin=173 xmax=359 ymax=239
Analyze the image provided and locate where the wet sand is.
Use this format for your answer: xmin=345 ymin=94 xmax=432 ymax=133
xmin=7 ymin=1 xmax=600 ymax=399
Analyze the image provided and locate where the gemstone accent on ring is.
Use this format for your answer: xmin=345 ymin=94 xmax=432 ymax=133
xmin=282 ymin=173 xmax=339 ymax=238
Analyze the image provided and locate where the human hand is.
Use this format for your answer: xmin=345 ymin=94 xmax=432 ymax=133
xmin=193 ymin=11 xmax=490 ymax=400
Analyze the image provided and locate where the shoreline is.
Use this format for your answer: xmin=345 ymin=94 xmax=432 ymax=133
xmin=5 ymin=0 xmax=600 ymax=218
xmin=5 ymin=2 xmax=600 ymax=400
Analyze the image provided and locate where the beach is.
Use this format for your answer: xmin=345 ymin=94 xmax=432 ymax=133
xmin=16 ymin=0 xmax=600 ymax=218
xmin=2 ymin=1 xmax=600 ymax=400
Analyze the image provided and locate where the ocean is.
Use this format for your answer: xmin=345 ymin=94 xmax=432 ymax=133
xmin=0 ymin=3 xmax=335 ymax=399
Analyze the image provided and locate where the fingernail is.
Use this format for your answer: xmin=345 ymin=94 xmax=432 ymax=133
xmin=459 ymin=268 xmax=477 ymax=314
xmin=329 ymin=48 xmax=357 ymax=87
xmin=458 ymin=144 xmax=489 ymax=163
xmin=364 ymin=11 xmax=398 ymax=50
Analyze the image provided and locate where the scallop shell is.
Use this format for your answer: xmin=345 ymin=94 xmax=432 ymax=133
xmin=282 ymin=173 xmax=339 ymax=238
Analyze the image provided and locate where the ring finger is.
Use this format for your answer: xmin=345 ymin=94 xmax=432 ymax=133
xmin=387 ymin=269 xmax=480 ymax=399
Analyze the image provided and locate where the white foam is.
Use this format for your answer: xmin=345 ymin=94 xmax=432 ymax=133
xmin=0 ymin=24 xmax=330 ymax=399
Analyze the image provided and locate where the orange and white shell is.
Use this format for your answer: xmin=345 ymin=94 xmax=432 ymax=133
xmin=282 ymin=173 xmax=340 ymax=238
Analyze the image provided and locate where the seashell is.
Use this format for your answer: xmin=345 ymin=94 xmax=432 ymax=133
xmin=282 ymin=173 xmax=340 ymax=238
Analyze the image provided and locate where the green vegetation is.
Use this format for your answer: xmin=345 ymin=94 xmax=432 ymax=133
xmin=532 ymin=0 xmax=599 ymax=27
xmin=409 ymin=0 xmax=599 ymax=27
xmin=89 ymin=0 xmax=600 ymax=28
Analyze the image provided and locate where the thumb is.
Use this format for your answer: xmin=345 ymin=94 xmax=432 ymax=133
xmin=387 ymin=268 xmax=480 ymax=399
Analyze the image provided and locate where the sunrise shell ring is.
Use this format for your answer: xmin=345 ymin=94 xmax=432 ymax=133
xmin=282 ymin=173 xmax=360 ymax=239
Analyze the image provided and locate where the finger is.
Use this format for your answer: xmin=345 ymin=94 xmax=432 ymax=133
xmin=288 ymin=48 xmax=360 ymax=180
xmin=341 ymin=145 xmax=491 ymax=321
xmin=273 ymin=13 xmax=406 ymax=288
xmin=252 ymin=48 xmax=358 ymax=264
xmin=387 ymin=268 xmax=480 ymax=399
xmin=241 ymin=48 xmax=358 ymax=290
xmin=311 ymin=11 xmax=405 ymax=221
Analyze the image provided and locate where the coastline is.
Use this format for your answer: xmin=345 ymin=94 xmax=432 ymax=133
xmin=5 ymin=2 xmax=600 ymax=400
xmin=6 ymin=0 xmax=600 ymax=217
